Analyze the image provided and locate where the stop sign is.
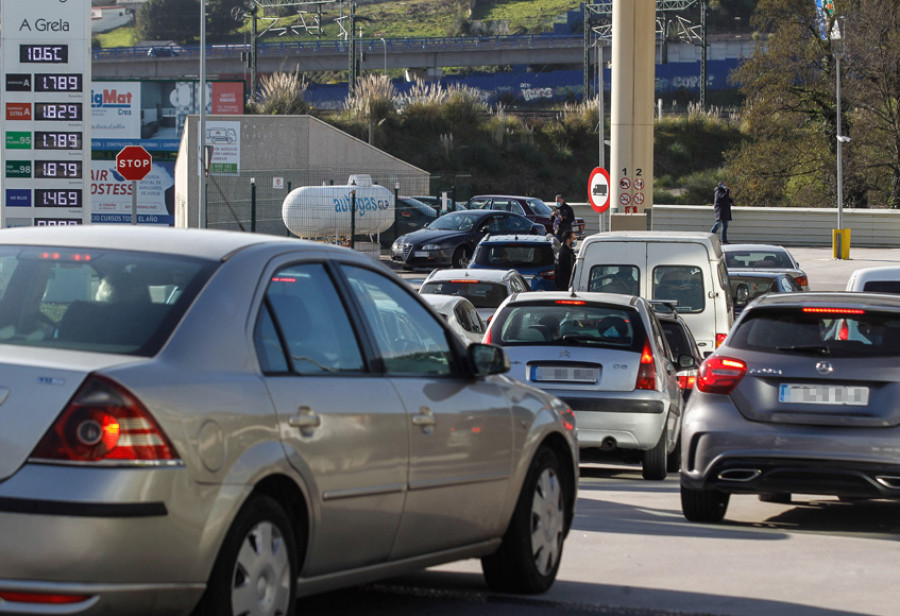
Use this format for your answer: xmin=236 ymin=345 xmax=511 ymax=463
xmin=116 ymin=145 xmax=152 ymax=181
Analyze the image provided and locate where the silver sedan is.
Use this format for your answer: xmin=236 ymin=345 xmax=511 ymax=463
xmin=0 ymin=226 xmax=577 ymax=616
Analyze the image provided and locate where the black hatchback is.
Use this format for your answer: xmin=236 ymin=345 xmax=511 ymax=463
xmin=390 ymin=210 xmax=544 ymax=269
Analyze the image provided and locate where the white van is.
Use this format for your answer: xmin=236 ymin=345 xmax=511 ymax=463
xmin=570 ymin=231 xmax=732 ymax=356
xmin=845 ymin=266 xmax=900 ymax=293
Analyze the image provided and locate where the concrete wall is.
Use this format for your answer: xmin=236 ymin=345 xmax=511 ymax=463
xmin=175 ymin=114 xmax=431 ymax=231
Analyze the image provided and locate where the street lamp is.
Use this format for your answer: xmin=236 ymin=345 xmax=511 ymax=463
xmin=379 ymin=37 xmax=387 ymax=75
xmin=199 ymin=0 xmax=207 ymax=229
xmin=833 ymin=16 xmax=847 ymax=258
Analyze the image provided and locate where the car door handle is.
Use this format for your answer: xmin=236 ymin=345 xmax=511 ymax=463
xmin=412 ymin=407 xmax=436 ymax=432
xmin=289 ymin=406 xmax=321 ymax=433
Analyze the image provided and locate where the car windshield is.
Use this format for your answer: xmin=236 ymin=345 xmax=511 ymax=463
xmin=473 ymin=243 xmax=555 ymax=268
xmin=400 ymin=197 xmax=437 ymax=216
xmin=493 ymin=302 xmax=644 ymax=350
xmin=420 ymin=280 xmax=509 ymax=308
xmin=0 ymin=246 xmax=214 ymax=355
xmin=725 ymin=249 xmax=793 ymax=269
xmin=526 ymin=199 xmax=554 ymax=216
xmin=428 ymin=212 xmax=476 ymax=231
xmin=730 ymin=306 xmax=900 ymax=357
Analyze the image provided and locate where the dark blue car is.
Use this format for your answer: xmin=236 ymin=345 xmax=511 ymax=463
xmin=390 ymin=210 xmax=544 ymax=270
xmin=469 ymin=233 xmax=560 ymax=291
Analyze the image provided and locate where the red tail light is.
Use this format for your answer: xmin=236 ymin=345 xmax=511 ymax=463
xmin=635 ymin=340 xmax=659 ymax=391
xmin=483 ymin=328 xmax=492 ymax=344
xmin=795 ymin=275 xmax=808 ymax=288
xmin=715 ymin=333 xmax=728 ymax=347
xmin=696 ymin=356 xmax=747 ymax=395
xmin=0 ymin=592 xmax=92 ymax=605
xmin=539 ymin=271 xmax=555 ymax=280
xmin=838 ymin=319 xmax=849 ymax=341
xmin=678 ymin=374 xmax=697 ymax=390
xmin=30 ymin=375 xmax=179 ymax=463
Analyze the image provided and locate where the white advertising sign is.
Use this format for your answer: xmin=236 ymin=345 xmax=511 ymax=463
xmin=91 ymin=82 xmax=141 ymax=139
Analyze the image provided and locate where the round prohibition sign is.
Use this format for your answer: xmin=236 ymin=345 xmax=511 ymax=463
xmin=619 ymin=193 xmax=632 ymax=206
xmin=634 ymin=178 xmax=645 ymax=191
xmin=634 ymin=192 xmax=645 ymax=205
xmin=588 ymin=167 xmax=611 ymax=213
xmin=619 ymin=177 xmax=631 ymax=190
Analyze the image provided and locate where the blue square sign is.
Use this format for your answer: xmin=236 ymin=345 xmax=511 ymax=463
xmin=6 ymin=189 xmax=31 ymax=207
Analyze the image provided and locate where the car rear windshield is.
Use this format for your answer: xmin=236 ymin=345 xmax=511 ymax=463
xmin=473 ymin=243 xmax=555 ymax=268
xmin=492 ymin=302 xmax=645 ymax=351
xmin=419 ymin=280 xmax=508 ymax=308
xmin=862 ymin=280 xmax=900 ymax=293
xmin=0 ymin=246 xmax=215 ymax=356
xmin=725 ymin=249 xmax=793 ymax=269
xmin=730 ymin=306 xmax=900 ymax=357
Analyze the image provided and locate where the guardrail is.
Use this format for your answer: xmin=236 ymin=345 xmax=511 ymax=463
xmin=91 ymin=33 xmax=584 ymax=62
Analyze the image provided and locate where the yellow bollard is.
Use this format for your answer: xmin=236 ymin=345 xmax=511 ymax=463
xmin=832 ymin=228 xmax=851 ymax=260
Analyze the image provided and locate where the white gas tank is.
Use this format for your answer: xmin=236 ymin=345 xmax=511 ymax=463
xmin=282 ymin=174 xmax=395 ymax=238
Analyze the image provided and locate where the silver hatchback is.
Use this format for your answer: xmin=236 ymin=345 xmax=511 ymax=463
xmin=485 ymin=291 xmax=683 ymax=480
xmin=0 ymin=226 xmax=578 ymax=615
xmin=682 ymin=292 xmax=900 ymax=522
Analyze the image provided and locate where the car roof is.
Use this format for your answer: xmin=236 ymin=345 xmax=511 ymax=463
xmin=419 ymin=293 xmax=473 ymax=312
xmin=750 ymin=291 xmax=900 ymax=310
xmin=505 ymin=290 xmax=641 ymax=307
xmin=0 ymin=226 xmax=311 ymax=261
xmin=848 ymin=265 xmax=900 ymax=278
xmin=723 ymin=243 xmax=790 ymax=253
xmin=424 ymin=268 xmax=518 ymax=282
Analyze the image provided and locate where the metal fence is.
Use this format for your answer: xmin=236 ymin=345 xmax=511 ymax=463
xmin=204 ymin=168 xmax=459 ymax=238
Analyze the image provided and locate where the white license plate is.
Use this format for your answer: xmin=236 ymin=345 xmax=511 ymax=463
xmin=532 ymin=365 xmax=598 ymax=384
xmin=413 ymin=251 xmax=429 ymax=257
xmin=778 ymin=384 xmax=869 ymax=406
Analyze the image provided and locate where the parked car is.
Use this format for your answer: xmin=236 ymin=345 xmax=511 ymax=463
xmin=845 ymin=265 xmax=900 ymax=293
xmin=470 ymin=233 xmax=560 ymax=291
xmin=651 ymin=300 xmax=703 ymax=405
xmin=571 ymin=231 xmax=733 ymax=357
xmin=0 ymin=225 xmax=578 ymax=614
xmin=420 ymin=293 xmax=487 ymax=344
xmin=147 ymin=46 xmax=179 ymax=57
xmin=681 ymin=292 xmax=900 ymax=523
xmin=465 ymin=195 xmax=586 ymax=236
xmin=391 ymin=210 xmax=544 ymax=270
xmin=484 ymin=291 xmax=683 ymax=480
xmin=729 ymin=271 xmax=803 ymax=316
xmin=723 ymin=243 xmax=809 ymax=290
xmin=419 ymin=267 xmax=530 ymax=323
xmin=380 ymin=196 xmax=438 ymax=246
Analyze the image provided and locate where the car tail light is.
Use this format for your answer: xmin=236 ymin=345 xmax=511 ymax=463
xmin=795 ymin=275 xmax=808 ymax=287
xmin=837 ymin=318 xmax=849 ymax=341
xmin=715 ymin=333 xmax=728 ymax=347
xmin=539 ymin=271 xmax=555 ymax=280
xmin=802 ymin=307 xmax=865 ymax=315
xmin=483 ymin=328 xmax=492 ymax=344
xmin=30 ymin=375 xmax=179 ymax=463
xmin=0 ymin=592 xmax=92 ymax=605
xmin=696 ymin=356 xmax=747 ymax=395
xmin=678 ymin=374 xmax=697 ymax=391
xmin=555 ymin=300 xmax=586 ymax=305
xmin=635 ymin=340 xmax=659 ymax=391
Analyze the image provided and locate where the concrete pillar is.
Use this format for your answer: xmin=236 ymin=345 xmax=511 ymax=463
xmin=610 ymin=0 xmax=655 ymax=216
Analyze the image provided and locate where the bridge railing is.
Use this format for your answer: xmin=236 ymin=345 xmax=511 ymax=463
xmin=91 ymin=34 xmax=583 ymax=61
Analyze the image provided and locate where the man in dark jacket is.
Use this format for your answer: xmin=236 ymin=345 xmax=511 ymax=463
xmin=555 ymin=231 xmax=577 ymax=291
xmin=555 ymin=193 xmax=575 ymax=241
xmin=711 ymin=182 xmax=734 ymax=244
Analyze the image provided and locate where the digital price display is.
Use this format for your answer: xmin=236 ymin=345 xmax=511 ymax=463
xmin=34 ymin=131 xmax=82 ymax=150
xmin=19 ymin=45 xmax=68 ymax=64
xmin=35 ymin=189 xmax=82 ymax=208
xmin=34 ymin=73 xmax=82 ymax=92
xmin=34 ymin=160 xmax=82 ymax=179
xmin=34 ymin=103 xmax=82 ymax=121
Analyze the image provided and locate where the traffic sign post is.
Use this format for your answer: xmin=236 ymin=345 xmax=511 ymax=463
xmin=116 ymin=146 xmax=152 ymax=225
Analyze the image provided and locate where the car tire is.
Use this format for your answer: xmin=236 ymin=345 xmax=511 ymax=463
xmin=193 ymin=495 xmax=298 ymax=616
xmin=681 ymin=486 xmax=729 ymax=523
xmin=642 ymin=430 xmax=668 ymax=480
xmin=452 ymin=246 xmax=470 ymax=268
xmin=666 ymin=434 xmax=682 ymax=473
xmin=481 ymin=447 xmax=568 ymax=594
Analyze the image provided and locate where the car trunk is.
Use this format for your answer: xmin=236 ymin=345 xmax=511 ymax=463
xmin=505 ymin=346 xmax=641 ymax=393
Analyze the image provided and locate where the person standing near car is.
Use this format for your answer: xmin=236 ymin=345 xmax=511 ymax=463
xmin=710 ymin=181 xmax=734 ymax=244
xmin=555 ymin=193 xmax=575 ymax=241
xmin=555 ymin=231 xmax=577 ymax=291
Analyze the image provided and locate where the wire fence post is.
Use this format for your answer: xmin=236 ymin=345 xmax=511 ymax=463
xmin=350 ymin=189 xmax=356 ymax=249
xmin=250 ymin=178 xmax=257 ymax=233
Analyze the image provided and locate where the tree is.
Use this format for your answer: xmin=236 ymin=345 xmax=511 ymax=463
xmin=136 ymin=0 xmax=200 ymax=44
xmin=207 ymin=0 xmax=249 ymax=41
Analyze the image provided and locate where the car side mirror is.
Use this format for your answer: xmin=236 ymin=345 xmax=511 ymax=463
xmin=468 ymin=343 xmax=510 ymax=377
xmin=678 ymin=354 xmax=696 ymax=369
xmin=734 ymin=283 xmax=750 ymax=306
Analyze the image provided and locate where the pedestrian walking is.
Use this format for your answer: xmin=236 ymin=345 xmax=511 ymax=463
xmin=710 ymin=181 xmax=734 ymax=244
xmin=555 ymin=231 xmax=577 ymax=291
xmin=555 ymin=193 xmax=575 ymax=241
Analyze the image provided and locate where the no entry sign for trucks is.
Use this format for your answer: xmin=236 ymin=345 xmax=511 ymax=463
xmin=588 ymin=167 xmax=611 ymax=213
xmin=116 ymin=145 xmax=152 ymax=181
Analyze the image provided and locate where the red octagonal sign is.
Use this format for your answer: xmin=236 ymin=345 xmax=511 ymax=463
xmin=116 ymin=145 xmax=152 ymax=181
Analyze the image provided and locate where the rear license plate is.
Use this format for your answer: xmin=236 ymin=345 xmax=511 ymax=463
xmin=532 ymin=365 xmax=598 ymax=384
xmin=778 ymin=384 xmax=869 ymax=406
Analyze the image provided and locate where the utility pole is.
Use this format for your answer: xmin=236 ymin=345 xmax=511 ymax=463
xmin=348 ymin=1 xmax=357 ymax=95
xmin=700 ymin=0 xmax=707 ymax=110
xmin=250 ymin=5 xmax=258 ymax=103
